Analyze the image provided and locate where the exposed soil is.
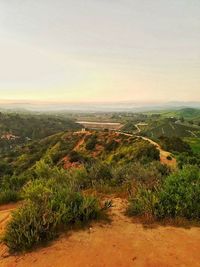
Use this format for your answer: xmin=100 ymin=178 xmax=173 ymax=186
xmin=0 ymin=198 xmax=200 ymax=267
xmin=139 ymin=136 xmax=177 ymax=168
xmin=0 ymin=203 xmax=20 ymax=237
xmin=119 ymin=131 xmax=177 ymax=168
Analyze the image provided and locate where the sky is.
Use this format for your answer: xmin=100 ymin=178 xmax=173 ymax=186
xmin=0 ymin=0 xmax=199 ymax=103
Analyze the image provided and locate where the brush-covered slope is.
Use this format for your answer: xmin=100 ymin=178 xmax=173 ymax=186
xmin=0 ymin=130 xmax=160 ymax=178
xmin=0 ymin=112 xmax=81 ymax=154
xmin=0 ymin=112 xmax=80 ymax=140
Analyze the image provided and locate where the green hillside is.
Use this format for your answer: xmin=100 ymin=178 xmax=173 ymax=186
xmin=142 ymin=118 xmax=200 ymax=139
xmin=0 ymin=112 xmax=81 ymax=154
xmin=146 ymin=108 xmax=200 ymax=121
xmin=0 ymin=112 xmax=80 ymax=139
xmin=0 ymin=130 xmax=160 ymax=178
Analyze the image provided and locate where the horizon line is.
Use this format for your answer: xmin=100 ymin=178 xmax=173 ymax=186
xmin=0 ymin=99 xmax=200 ymax=105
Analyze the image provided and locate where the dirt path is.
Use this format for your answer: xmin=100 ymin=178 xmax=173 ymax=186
xmin=0 ymin=203 xmax=20 ymax=237
xmin=138 ymin=136 xmax=176 ymax=168
xmin=119 ymin=130 xmax=176 ymax=168
xmin=0 ymin=198 xmax=200 ymax=267
xmin=134 ymin=123 xmax=176 ymax=168
xmin=73 ymin=131 xmax=91 ymax=151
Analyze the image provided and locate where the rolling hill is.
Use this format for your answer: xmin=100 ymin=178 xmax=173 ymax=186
xmin=142 ymin=118 xmax=200 ymax=139
xmin=0 ymin=130 xmax=161 ymax=178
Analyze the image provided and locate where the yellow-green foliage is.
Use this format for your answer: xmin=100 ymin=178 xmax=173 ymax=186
xmin=128 ymin=165 xmax=200 ymax=220
xmin=3 ymin=164 xmax=104 ymax=252
xmin=4 ymin=185 xmax=102 ymax=251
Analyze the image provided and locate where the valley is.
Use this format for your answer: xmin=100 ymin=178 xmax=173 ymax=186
xmin=0 ymin=108 xmax=199 ymax=267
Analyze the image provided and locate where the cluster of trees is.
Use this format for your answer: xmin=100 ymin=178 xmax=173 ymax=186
xmin=0 ymin=113 xmax=80 ymax=138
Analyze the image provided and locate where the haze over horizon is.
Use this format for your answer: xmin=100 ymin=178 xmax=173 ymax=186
xmin=0 ymin=0 xmax=199 ymax=103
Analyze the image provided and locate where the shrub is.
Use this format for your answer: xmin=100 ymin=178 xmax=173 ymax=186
xmin=0 ymin=173 xmax=28 ymax=204
xmin=69 ymin=151 xmax=83 ymax=163
xmin=3 ymin=179 xmax=103 ymax=252
xmin=177 ymin=152 xmax=200 ymax=168
xmin=133 ymin=142 xmax=160 ymax=162
xmin=66 ymin=167 xmax=90 ymax=189
xmin=0 ymin=190 xmax=19 ymax=204
xmin=4 ymin=200 xmax=59 ymax=251
xmin=88 ymin=162 xmax=112 ymax=184
xmin=127 ymin=186 xmax=158 ymax=219
xmin=127 ymin=165 xmax=200 ymax=220
xmin=85 ymin=135 xmax=97 ymax=150
xmin=105 ymin=140 xmax=119 ymax=151
xmin=156 ymin=165 xmax=200 ymax=219
xmin=121 ymin=161 xmax=170 ymax=189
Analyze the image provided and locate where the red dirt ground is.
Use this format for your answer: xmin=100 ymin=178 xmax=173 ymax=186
xmin=0 ymin=198 xmax=200 ymax=267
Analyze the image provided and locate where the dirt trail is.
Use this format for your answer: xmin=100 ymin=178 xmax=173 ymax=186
xmin=119 ymin=128 xmax=176 ymax=168
xmin=138 ymin=136 xmax=176 ymax=168
xmin=0 ymin=203 xmax=20 ymax=236
xmin=134 ymin=123 xmax=176 ymax=168
xmin=73 ymin=131 xmax=91 ymax=151
xmin=0 ymin=198 xmax=200 ymax=267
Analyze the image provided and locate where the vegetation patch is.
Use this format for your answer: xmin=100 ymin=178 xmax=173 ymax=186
xmin=3 ymin=165 xmax=107 ymax=252
xmin=127 ymin=165 xmax=200 ymax=220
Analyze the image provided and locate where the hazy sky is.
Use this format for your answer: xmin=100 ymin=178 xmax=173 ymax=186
xmin=0 ymin=0 xmax=199 ymax=103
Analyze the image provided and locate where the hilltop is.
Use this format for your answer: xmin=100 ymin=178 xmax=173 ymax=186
xmin=0 ymin=130 xmax=163 ymax=178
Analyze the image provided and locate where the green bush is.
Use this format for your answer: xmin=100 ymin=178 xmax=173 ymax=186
xmin=105 ymin=140 xmax=119 ymax=151
xmin=127 ymin=186 xmax=158 ymax=218
xmin=0 ymin=173 xmax=28 ymax=204
xmin=0 ymin=190 xmax=19 ymax=204
xmin=127 ymin=165 xmax=200 ymax=220
xmin=88 ymin=162 xmax=112 ymax=184
xmin=69 ymin=151 xmax=83 ymax=163
xmin=85 ymin=135 xmax=97 ymax=150
xmin=4 ymin=201 xmax=59 ymax=251
xmin=156 ymin=165 xmax=200 ymax=219
xmin=177 ymin=152 xmax=200 ymax=168
xmin=3 ymin=178 xmax=102 ymax=252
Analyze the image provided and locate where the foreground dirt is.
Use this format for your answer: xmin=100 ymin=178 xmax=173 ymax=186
xmin=0 ymin=198 xmax=200 ymax=267
xmin=0 ymin=203 xmax=20 ymax=236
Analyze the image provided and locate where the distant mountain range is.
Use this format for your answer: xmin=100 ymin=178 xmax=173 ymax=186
xmin=0 ymin=101 xmax=200 ymax=113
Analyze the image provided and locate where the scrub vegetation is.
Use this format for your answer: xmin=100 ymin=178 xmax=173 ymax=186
xmin=0 ymin=109 xmax=200 ymax=252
